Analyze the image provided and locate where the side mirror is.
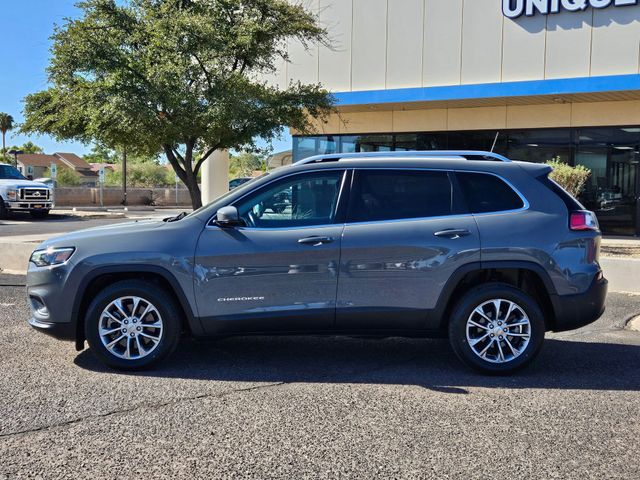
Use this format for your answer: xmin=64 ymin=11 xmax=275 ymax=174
xmin=215 ymin=206 xmax=241 ymax=227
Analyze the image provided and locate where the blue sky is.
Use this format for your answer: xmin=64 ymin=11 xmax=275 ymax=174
xmin=0 ymin=0 xmax=292 ymax=156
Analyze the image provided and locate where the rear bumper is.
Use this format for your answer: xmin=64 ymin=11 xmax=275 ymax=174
xmin=551 ymin=276 xmax=608 ymax=332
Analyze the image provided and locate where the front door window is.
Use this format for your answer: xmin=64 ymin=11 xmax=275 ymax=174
xmin=235 ymin=171 xmax=345 ymax=229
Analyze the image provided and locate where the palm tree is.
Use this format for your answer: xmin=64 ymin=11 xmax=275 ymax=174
xmin=0 ymin=113 xmax=15 ymax=162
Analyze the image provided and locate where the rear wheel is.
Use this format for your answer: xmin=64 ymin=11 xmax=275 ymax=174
xmin=85 ymin=280 xmax=181 ymax=370
xmin=448 ymin=283 xmax=545 ymax=375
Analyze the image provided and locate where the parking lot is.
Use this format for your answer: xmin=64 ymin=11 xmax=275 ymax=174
xmin=1 ymin=273 xmax=639 ymax=479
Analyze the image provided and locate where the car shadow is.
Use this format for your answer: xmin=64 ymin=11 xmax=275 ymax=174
xmin=74 ymin=335 xmax=640 ymax=393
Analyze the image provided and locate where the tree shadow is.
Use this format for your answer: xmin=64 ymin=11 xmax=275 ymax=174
xmin=74 ymin=334 xmax=640 ymax=393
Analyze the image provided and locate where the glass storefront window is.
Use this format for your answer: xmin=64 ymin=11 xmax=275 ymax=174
xmin=447 ymin=130 xmax=502 ymax=152
xmin=505 ymin=129 xmax=572 ymax=164
xmin=576 ymin=127 xmax=640 ymax=236
xmin=292 ymin=136 xmax=319 ymax=162
xmin=291 ymin=126 xmax=640 ymax=234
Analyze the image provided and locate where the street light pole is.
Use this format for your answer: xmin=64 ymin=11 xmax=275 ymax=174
xmin=7 ymin=149 xmax=23 ymax=170
xmin=122 ymin=146 xmax=128 ymax=206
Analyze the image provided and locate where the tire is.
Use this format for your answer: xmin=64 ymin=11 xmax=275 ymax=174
xmin=30 ymin=209 xmax=50 ymax=219
xmin=448 ymin=283 xmax=545 ymax=375
xmin=0 ymin=198 xmax=7 ymax=220
xmin=84 ymin=280 xmax=182 ymax=370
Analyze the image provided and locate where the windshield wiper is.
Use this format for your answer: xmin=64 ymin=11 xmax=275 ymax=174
xmin=163 ymin=211 xmax=189 ymax=222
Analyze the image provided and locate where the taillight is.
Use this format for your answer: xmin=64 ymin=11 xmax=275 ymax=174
xmin=570 ymin=210 xmax=599 ymax=231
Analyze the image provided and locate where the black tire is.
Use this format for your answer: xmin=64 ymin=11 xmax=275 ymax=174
xmin=0 ymin=198 xmax=7 ymax=220
xmin=84 ymin=280 xmax=182 ymax=370
xmin=448 ymin=283 xmax=545 ymax=375
xmin=30 ymin=209 xmax=50 ymax=219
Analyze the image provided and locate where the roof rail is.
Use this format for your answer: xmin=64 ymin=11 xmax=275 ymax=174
xmin=294 ymin=150 xmax=511 ymax=165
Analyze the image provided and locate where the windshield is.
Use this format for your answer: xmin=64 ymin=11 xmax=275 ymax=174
xmin=0 ymin=164 xmax=26 ymax=180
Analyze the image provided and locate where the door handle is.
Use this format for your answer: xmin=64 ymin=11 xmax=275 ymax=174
xmin=434 ymin=229 xmax=471 ymax=239
xmin=298 ymin=236 xmax=334 ymax=246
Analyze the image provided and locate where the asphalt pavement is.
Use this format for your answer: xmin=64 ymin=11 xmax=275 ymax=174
xmin=1 ymin=275 xmax=639 ymax=479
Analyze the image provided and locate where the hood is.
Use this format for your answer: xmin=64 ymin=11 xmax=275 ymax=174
xmin=0 ymin=179 xmax=51 ymax=188
xmin=40 ymin=219 xmax=166 ymax=248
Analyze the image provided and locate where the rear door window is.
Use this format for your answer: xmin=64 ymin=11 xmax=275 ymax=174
xmin=456 ymin=172 xmax=525 ymax=214
xmin=348 ymin=170 xmax=453 ymax=223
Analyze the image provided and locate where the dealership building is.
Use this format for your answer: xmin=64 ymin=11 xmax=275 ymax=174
xmin=255 ymin=0 xmax=640 ymax=235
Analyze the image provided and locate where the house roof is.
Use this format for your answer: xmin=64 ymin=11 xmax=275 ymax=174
xmin=54 ymin=152 xmax=91 ymax=169
xmin=89 ymin=162 xmax=116 ymax=172
xmin=17 ymin=153 xmax=98 ymax=177
xmin=16 ymin=154 xmax=62 ymax=168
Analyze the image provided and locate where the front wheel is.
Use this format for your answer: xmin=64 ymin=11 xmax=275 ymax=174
xmin=0 ymin=198 xmax=8 ymax=220
xmin=448 ymin=283 xmax=545 ymax=375
xmin=85 ymin=280 xmax=182 ymax=370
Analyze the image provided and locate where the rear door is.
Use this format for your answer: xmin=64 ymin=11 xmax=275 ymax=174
xmin=336 ymin=168 xmax=481 ymax=331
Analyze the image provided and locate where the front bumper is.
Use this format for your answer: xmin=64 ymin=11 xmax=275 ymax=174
xmin=7 ymin=201 xmax=54 ymax=210
xmin=28 ymin=317 xmax=75 ymax=341
xmin=551 ymin=276 xmax=608 ymax=332
xmin=27 ymin=262 xmax=77 ymax=343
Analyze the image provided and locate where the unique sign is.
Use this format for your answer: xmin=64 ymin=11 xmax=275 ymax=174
xmin=50 ymin=163 xmax=57 ymax=179
xmin=27 ymin=165 xmax=34 ymax=176
xmin=503 ymin=0 xmax=638 ymax=18
xmin=98 ymin=167 xmax=105 ymax=183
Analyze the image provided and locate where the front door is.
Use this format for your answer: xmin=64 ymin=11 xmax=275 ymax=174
xmin=194 ymin=169 xmax=348 ymax=334
xmin=336 ymin=169 xmax=481 ymax=331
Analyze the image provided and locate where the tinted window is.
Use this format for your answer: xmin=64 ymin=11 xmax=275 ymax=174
xmin=348 ymin=170 xmax=452 ymax=223
xmin=456 ymin=172 xmax=524 ymax=213
xmin=0 ymin=164 xmax=26 ymax=180
xmin=235 ymin=171 xmax=344 ymax=228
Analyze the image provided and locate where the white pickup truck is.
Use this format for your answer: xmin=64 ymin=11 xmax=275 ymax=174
xmin=0 ymin=163 xmax=54 ymax=219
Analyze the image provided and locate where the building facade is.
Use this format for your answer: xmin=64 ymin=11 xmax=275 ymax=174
xmin=272 ymin=0 xmax=640 ymax=235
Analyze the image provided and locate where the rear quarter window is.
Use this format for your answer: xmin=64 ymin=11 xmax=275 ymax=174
xmin=536 ymin=175 xmax=584 ymax=213
xmin=456 ymin=172 xmax=525 ymax=214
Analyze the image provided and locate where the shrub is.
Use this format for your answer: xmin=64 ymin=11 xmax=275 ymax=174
xmin=545 ymin=159 xmax=591 ymax=198
xmin=45 ymin=165 xmax=81 ymax=186
xmin=103 ymin=163 xmax=172 ymax=188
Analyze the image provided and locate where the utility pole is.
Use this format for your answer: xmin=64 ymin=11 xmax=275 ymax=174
xmin=122 ymin=146 xmax=128 ymax=206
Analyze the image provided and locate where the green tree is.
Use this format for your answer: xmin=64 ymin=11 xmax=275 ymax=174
xmin=21 ymin=0 xmax=334 ymax=208
xmin=7 ymin=141 xmax=44 ymax=154
xmin=104 ymin=163 xmax=174 ymax=187
xmin=0 ymin=113 xmax=14 ymax=161
xmin=44 ymin=165 xmax=82 ymax=186
xmin=230 ymin=152 xmax=266 ymax=178
xmin=83 ymin=144 xmax=118 ymax=164
xmin=84 ymin=144 xmax=159 ymax=165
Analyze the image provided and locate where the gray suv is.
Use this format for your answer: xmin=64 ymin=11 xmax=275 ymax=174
xmin=27 ymin=151 xmax=607 ymax=374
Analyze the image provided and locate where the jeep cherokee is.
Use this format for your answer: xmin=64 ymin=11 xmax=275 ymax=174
xmin=26 ymin=151 xmax=607 ymax=374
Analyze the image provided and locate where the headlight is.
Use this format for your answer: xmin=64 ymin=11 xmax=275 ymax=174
xmin=30 ymin=247 xmax=75 ymax=267
xmin=7 ymin=189 xmax=17 ymax=201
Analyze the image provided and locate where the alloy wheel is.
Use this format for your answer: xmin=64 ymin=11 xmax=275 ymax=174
xmin=465 ymin=298 xmax=531 ymax=364
xmin=98 ymin=296 xmax=164 ymax=360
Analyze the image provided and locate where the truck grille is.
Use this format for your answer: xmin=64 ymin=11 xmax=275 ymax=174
xmin=20 ymin=188 xmax=50 ymax=201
